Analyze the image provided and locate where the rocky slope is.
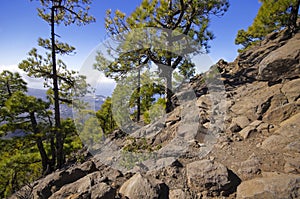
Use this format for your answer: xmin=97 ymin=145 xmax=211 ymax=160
xmin=11 ymin=29 xmax=300 ymax=199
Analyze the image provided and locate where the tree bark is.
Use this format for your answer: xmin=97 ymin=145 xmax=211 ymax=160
xmin=6 ymin=80 xmax=12 ymax=96
xmin=50 ymin=132 xmax=56 ymax=170
xmin=136 ymin=68 xmax=141 ymax=121
xmin=51 ymin=5 xmax=63 ymax=169
xmin=30 ymin=112 xmax=50 ymax=174
xmin=165 ymin=68 xmax=173 ymax=113
xmin=289 ymin=0 xmax=300 ymax=32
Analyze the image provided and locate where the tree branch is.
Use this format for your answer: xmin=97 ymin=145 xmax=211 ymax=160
xmin=172 ymin=0 xmax=185 ymax=30
xmin=172 ymin=56 xmax=183 ymax=69
xmin=53 ymin=5 xmax=87 ymax=23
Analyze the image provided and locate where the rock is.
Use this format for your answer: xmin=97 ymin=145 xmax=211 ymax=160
xmin=261 ymin=135 xmax=290 ymax=151
xmin=238 ymin=42 xmax=280 ymax=67
xmin=236 ymin=172 xmax=300 ymax=199
xmin=229 ymin=123 xmax=242 ymax=133
xmin=165 ymin=114 xmax=181 ymax=127
xmin=91 ymin=183 xmax=116 ymax=199
xmin=48 ymin=171 xmax=113 ymax=199
xmin=249 ymin=120 xmax=263 ymax=127
xmin=256 ymin=96 xmax=272 ymax=117
xmin=170 ymin=159 xmax=183 ymax=168
xmin=32 ymin=161 xmax=97 ymax=198
xmin=267 ymin=93 xmax=288 ymax=114
xmin=285 ymin=141 xmax=300 ymax=153
xmin=119 ymin=173 xmax=168 ymax=199
xmin=230 ymin=82 xmax=281 ymax=121
xmin=229 ymin=116 xmax=253 ymax=133
xmin=258 ymin=33 xmax=300 ymax=82
xmin=238 ymin=153 xmax=261 ymax=179
xmin=232 ymin=116 xmax=250 ymax=129
xmin=49 ymin=175 xmax=92 ymax=199
xmin=238 ymin=126 xmax=257 ymax=139
xmin=263 ymin=103 xmax=299 ymax=124
xmin=104 ymin=168 xmax=123 ymax=181
xmin=282 ymin=79 xmax=300 ymax=102
xmin=86 ymin=171 xmax=107 ymax=185
xmin=256 ymin=122 xmax=269 ymax=133
xmin=261 ymin=31 xmax=279 ymax=45
xmin=196 ymin=95 xmax=212 ymax=109
xmin=169 ymin=189 xmax=190 ymax=199
xmin=284 ymin=158 xmax=300 ymax=174
xmin=186 ymin=160 xmax=231 ymax=195
xmin=276 ymin=112 xmax=300 ymax=138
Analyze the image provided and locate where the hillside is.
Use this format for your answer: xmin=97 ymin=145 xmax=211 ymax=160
xmin=11 ymin=29 xmax=300 ymax=199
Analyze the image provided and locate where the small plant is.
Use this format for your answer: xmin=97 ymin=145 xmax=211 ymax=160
xmin=123 ymin=137 xmax=154 ymax=153
xmin=121 ymin=136 xmax=162 ymax=169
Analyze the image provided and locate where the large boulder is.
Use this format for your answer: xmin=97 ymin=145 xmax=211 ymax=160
xmin=90 ymin=183 xmax=116 ymax=199
xmin=277 ymin=112 xmax=300 ymax=138
xmin=236 ymin=172 xmax=300 ymax=199
xmin=48 ymin=172 xmax=116 ymax=199
xmin=119 ymin=173 xmax=168 ymax=199
xmin=281 ymin=79 xmax=300 ymax=103
xmin=232 ymin=116 xmax=250 ymax=129
xmin=263 ymin=102 xmax=300 ymax=124
xmin=49 ymin=175 xmax=92 ymax=199
xmin=230 ymin=82 xmax=281 ymax=121
xmin=186 ymin=160 xmax=238 ymax=196
xmin=238 ymin=120 xmax=262 ymax=139
xmin=169 ymin=189 xmax=191 ymax=199
xmin=258 ymin=33 xmax=300 ymax=82
xmin=261 ymin=135 xmax=290 ymax=152
xmin=284 ymin=157 xmax=300 ymax=174
xmin=238 ymin=153 xmax=261 ymax=179
xmin=32 ymin=161 xmax=97 ymax=198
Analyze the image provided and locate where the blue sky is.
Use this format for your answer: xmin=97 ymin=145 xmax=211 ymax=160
xmin=0 ymin=0 xmax=261 ymax=93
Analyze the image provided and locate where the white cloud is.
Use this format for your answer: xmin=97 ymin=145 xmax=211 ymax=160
xmin=0 ymin=64 xmax=116 ymax=96
xmin=0 ymin=64 xmax=44 ymax=89
xmin=0 ymin=64 xmax=20 ymax=72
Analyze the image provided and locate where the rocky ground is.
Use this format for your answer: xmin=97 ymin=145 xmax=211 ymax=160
xmin=11 ymin=29 xmax=300 ymax=199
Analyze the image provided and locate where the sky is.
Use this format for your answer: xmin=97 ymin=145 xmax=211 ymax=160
xmin=0 ymin=0 xmax=261 ymax=95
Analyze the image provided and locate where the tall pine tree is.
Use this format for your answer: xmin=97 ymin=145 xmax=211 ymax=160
xmin=0 ymin=71 xmax=52 ymax=174
xmin=95 ymin=0 xmax=229 ymax=113
xmin=20 ymin=0 xmax=95 ymax=169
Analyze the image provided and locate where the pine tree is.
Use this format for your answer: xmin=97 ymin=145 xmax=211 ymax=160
xmin=235 ymin=0 xmax=300 ymax=51
xmin=95 ymin=0 xmax=229 ymax=113
xmin=4 ymin=92 xmax=53 ymax=173
xmin=96 ymin=97 xmax=117 ymax=134
xmin=0 ymin=71 xmax=27 ymax=107
xmin=0 ymin=71 xmax=53 ymax=173
xmin=19 ymin=0 xmax=95 ymax=169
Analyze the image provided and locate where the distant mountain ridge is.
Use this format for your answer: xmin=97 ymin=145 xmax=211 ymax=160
xmin=27 ymin=88 xmax=106 ymax=118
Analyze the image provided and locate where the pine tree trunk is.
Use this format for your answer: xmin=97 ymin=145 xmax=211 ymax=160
xmin=103 ymin=120 xmax=106 ymax=134
xmin=50 ymin=133 xmax=56 ymax=170
xmin=51 ymin=5 xmax=63 ymax=169
xmin=136 ymin=68 xmax=141 ymax=121
xmin=30 ymin=112 xmax=50 ymax=174
xmin=6 ymin=81 xmax=12 ymax=96
xmin=36 ymin=138 xmax=50 ymax=174
xmin=289 ymin=0 xmax=300 ymax=32
xmin=165 ymin=50 xmax=173 ymax=113
xmin=165 ymin=69 xmax=173 ymax=113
